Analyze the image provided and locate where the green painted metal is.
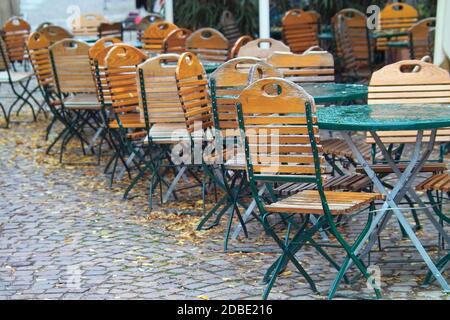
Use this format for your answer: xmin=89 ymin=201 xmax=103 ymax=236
xmin=302 ymin=83 xmax=368 ymax=104
xmin=236 ymin=94 xmax=380 ymax=300
xmin=318 ymin=104 xmax=450 ymax=131
xmin=370 ymin=30 xmax=409 ymax=39
xmin=386 ymin=41 xmax=409 ymax=48
xmin=203 ymin=62 xmax=222 ymax=74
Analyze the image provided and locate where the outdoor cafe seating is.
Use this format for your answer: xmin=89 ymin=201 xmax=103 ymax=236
xmin=0 ymin=0 xmax=448 ymax=301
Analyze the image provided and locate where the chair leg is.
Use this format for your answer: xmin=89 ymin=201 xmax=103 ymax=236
xmin=327 ymin=208 xmax=382 ymax=300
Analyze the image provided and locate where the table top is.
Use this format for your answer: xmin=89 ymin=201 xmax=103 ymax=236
xmin=302 ymin=83 xmax=368 ymax=104
xmin=318 ymin=104 xmax=450 ymax=131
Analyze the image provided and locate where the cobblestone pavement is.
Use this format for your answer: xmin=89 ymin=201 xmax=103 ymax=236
xmin=0 ymin=0 xmax=448 ymax=300
xmin=0 ymin=86 xmax=449 ymax=300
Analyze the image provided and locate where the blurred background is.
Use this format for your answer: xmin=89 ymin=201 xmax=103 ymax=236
xmin=0 ymin=0 xmax=438 ymax=35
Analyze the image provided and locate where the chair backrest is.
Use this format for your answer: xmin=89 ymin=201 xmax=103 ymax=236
xmin=71 ymin=13 xmax=108 ymax=36
xmin=237 ymin=38 xmax=291 ymax=59
xmin=142 ymin=21 xmax=178 ymax=55
xmin=50 ymin=39 xmax=96 ymax=95
xmin=88 ymin=37 xmax=123 ymax=104
xmin=220 ymin=10 xmax=241 ymax=44
xmin=229 ymin=35 xmax=253 ymax=59
xmin=378 ymin=2 xmax=418 ymax=50
xmin=98 ymin=22 xmax=123 ymax=40
xmin=186 ymin=28 xmax=229 ymax=63
xmin=136 ymin=14 xmax=165 ymax=41
xmin=175 ymin=52 xmax=213 ymax=133
xmin=282 ymin=9 xmax=319 ymax=54
xmin=1 ymin=16 xmax=31 ymax=63
xmin=27 ymin=32 xmax=53 ymax=88
xmin=137 ymin=54 xmax=186 ymax=127
xmin=142 ymin=13 xmax=164 ymax=25
xmin=367 ymin=60 xmax=450 ymax=144
xmin=40 ymin=26 xmax=73 ymax=45
xmin=237 ymin=78 xmax=323 ymax=177
xmin=104 ymin=44 xmax=148 ymax=114
xmin=210 ymin=57 xmax=281 ymax=135
xmin=408 ymin=18 xmax=436 ymax=60
xmin=163 ymin=28 xmax=192 ymax=54
xmin=333 ymin=8 xmax=371 ymax=72
xmin=267 ymin=50 xmax=335 ymax=84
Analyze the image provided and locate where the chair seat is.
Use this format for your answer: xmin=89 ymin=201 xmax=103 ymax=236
xmin=148 ymin=123 xmax=190 ymax=144
xmin=322 ymin=138 xmax=372 ymax=160
xmin=274 ymin=174 xmax=372 ymax=196
xmin=64 ymin=94 xmax=101 ymax=110
xmin=265 ymin=190 xmax=383 ymax=215
xmin=356 ymin=163 xmax=447 ymax=174
xmin=109 ymin=113 xmax=145 ymax=129
xmin=0 ymin=71 xmax=34 ymax=83
xmin=416 ymin=174 xmax=450 ymax=192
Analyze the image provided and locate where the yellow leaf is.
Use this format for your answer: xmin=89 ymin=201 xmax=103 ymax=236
xmin=197 ymin=295 xmax=209 ymax=300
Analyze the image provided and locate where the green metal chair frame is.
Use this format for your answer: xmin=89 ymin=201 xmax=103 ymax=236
xmin=236 ymin=77 xmax=382 ymax=299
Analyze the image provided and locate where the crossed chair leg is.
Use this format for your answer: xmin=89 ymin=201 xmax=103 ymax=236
xmin=258 ymin=203 xmax=382 ymax=300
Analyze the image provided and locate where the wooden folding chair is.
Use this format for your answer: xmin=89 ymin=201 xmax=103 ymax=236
xmin=199 ymin=57 xmax=282 ymax=250
xmin=71 ymin=13 xmax=108 ymax=37
xmin=142 ymin=21 xmax=178 ymax=56
xmin=1 ymin=16 xmax=31 ymax=67
xmin=236 ymin=77 xmax=382 ymax=299
xmin=377 ymin=2 xmax=418 ymax=51
xmin=27 ymin=31 xmax=60 ymax=137
xmin=48 ymin=39 xmax=102 ymax=162
xmin=0 ymin=37 xmax=39 ymax=127
xmin=104 ymin=44 xmax=149 ymax=199
xmin=186 ymin=28 xmax=229 ymax=63
xmin=408 ymin=18 xmax=436 ymax=60
xmin=87 ymin=37 xmax=123 ymax=165
xmin=220 ymin=10 xmax=241 ymax=45
xmin=40 ymin=25 xmax=73 ymax=45
xmin=332 ymin=8 xmax=373 ymax=82
xmin=282 ymin=9 xmax=320 ymax=54
xmin=237 ymin=38 xmax=290 ymax=60
xmin=162 ymin=28 xmax=192 ymax=54
xmin=229 ymin=35 xmax=252 ymax=59
xmin=136 ymin=14 xmax=164 ymax=42
xmin=98 ymin=22 xmax=124 ymax=40
xmin=137 ymin=53 xmax=197 ymax=209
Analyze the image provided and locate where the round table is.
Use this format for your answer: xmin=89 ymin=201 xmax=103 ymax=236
xmin=318 ymin=104 xmax=450 ymax=131
xmin=302 ymin=83 xmax=368 ymax=104
xmin=318 ymin=103 xmax=450 ymax=294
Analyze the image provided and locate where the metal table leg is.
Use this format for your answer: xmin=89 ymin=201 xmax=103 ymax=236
xmin=336 ymin=130 xmax=449 ymax=293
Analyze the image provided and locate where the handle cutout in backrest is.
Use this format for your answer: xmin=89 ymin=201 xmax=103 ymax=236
xmin=400 ymin=64 xmax=421 ymax=73
xmin=201 ymin=30 xmax=213 ymax=39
